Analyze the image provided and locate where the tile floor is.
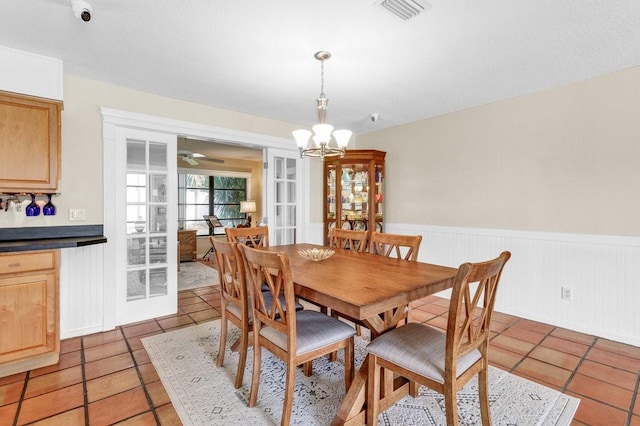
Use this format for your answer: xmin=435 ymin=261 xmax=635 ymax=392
xmin=1 ymin=275 xmax=639 ymax=425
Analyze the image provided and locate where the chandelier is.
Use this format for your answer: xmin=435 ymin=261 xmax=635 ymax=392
xmin=293 ymin=51 xmax=352 ymax=160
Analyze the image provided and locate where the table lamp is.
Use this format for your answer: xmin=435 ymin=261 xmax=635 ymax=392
xmin=240 ymin=200 xmax=256 ymax=227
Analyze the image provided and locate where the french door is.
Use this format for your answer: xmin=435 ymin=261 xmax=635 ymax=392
xmin=115 ymin=128 xmax=177 ymax=325
xmin=266 ymin=148 xmax=302 ymax=245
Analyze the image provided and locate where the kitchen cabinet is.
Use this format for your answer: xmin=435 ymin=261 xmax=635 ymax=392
xmin=178 ymin=230 xmax=197 ymax=262
xmin=0 ymin=90 xmax=62 ymax=192
xmin=323 ymin=150 xmax=386 ymax=245
xmin=0 ymin=250 xmax=60 ymax=377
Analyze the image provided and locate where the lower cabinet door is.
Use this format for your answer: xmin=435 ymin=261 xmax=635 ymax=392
xmin=0 ymin=272 xmax=59 ymax=373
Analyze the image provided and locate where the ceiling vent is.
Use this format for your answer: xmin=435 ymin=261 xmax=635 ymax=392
xmin=379 ymin=0 xmax=432 ymax=21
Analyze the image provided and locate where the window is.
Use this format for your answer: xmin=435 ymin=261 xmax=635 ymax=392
xmin=178 ymin=173 xmax=249 ymax=235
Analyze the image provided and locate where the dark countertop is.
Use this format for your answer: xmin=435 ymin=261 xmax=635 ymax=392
xmin=0 ymin=225 xmax=107 ymax=253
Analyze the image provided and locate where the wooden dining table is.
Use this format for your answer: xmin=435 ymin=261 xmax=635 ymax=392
xmin=264 ymin=243 xmax=458 ymax=425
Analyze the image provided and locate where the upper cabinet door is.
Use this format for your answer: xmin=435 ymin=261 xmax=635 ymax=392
xmin=0 ymin=91 xmax=62 ymax=192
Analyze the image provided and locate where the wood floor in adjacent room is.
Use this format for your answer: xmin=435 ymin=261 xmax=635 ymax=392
xmin=1 ymin=271 xmax=639 ymax=425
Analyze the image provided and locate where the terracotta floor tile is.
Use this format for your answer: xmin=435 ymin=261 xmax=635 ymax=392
xmin=127 ymin=330 xmax=164 ymax=352
xmin=550 ymin=328 xmax=596 ymax=346
xmin=415 ymin=303 xmax=449 ymax=317
xmin=157 ymin=314 xmax=195 ymax=330
xmin=540 ymin=335 xmax=590 ymax=358
xmin=488 ymin=345 xmax=524 ymax=371
xmin=510 ymin=371 xmax=563 ymax=391
xmin=490 ymin=334 xmax=536 ymax=355
xmin=29 ymin=407 xmax=85 ymax=425
xmin=567 ymin=373 xmax=633 ymax=410
xmin=501 ymin=326 xmax=546 ymax=345
xmin=491 ymin=311 xmax=520 ymax=326
xmin=9 ymin=286 xmax=640 ymax=425
xmin=489 ymin=320 xmax=510 ymax=333
xmin=59 ymin=337 xmax=82 ymax=354
xmin=529 ymin=346 xmax=582 ymax=371
xmin=0 ymin=372 xmax=26 ymax=387
xmin=189 ymin=309 xmax=221 ymax=323
xmin=116 ymin=410 xmax=157 ymax=425
xmin=0 ymin=402 xmax=18 ymax=424
xmin=137 ymin=362 xmax=160 ymax=384
xmin=156 ymin=402 xmax=182 ymax=426
xmin=84 ymin=339 xmax=130 ymax=363
xmin=84 ymin=352 xmax=135 ymax=381
xmin=17 ymin=383 xmax=84 ymax=425
xmin=180 ymin=301 xmax=214 ymax=314
xmin=24 ymin=365 xmax=83 ymax=399
xmin=512 ymin=318 xmax=555 ymax=335
xmin=132 ymin=348 xmax=150 ymax=365
xmin=587 ymin=347 xmax=640 ymax=373
xmin=514 ymin=358 xmax=572 ymax=389
xmin=88 ymin=387 xmax=150 ymax=425
xmin=577 ymin=359 xmax=637 ymax=391
xmin=146 ymin=379 xmax=171 ymax=407
xmin=424 ymin=315 xmax=448 ymax=331
xmin=177 ymin=295 xmax=201 ymax=306
xmin=122 ymin=321 xmax=163 ymax=339
xmin=0 ymin=380 xmax=25 ymax=405
xmin=86 ymin=368 xmax=142 ymax=403
xmin=566 ymin=391 xmax=628 ymax=426
xmin=407 ymin=308 xmax=437 ymax=323
xmin=30 ymin=350 xmax=82 ymax=378
xmin=82 ymin=328 xmax=124 ymax=348
xmin=594 ymin=338 xmax=640 ymax=360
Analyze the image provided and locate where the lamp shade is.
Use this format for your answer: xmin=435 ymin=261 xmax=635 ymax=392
xmin=292 ymin=129 xmax=312 ymax=149
xmin=240 ymin=201 xmax=256 ymax=213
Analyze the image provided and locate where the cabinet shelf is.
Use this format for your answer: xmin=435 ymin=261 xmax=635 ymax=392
xmin=323 ymin=150 xmax=385 ymax=245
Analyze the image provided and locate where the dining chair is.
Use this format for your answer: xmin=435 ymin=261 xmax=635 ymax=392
xmin=226 ymin=225 xmax=269 ymax=248
xmin=328 ymin=228 xmax=368 ymax=252
xmin=366 ymin=251 xmax=511 ymax=426
xmin=369 ymin=231 xmax=422 ymax=261
xmin=211 ymin=238 xmax=251 ymax=388
xmin=213 ymin=237 xmax=304 ymax=389
xmin=238 ymin=244 xmax=356 ymax=426
xmin=368 ymin=231 xmax=423 ymax=326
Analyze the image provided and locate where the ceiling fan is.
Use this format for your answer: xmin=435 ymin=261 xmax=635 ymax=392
xmin=177 ymin=150 xmax=225 ymax=166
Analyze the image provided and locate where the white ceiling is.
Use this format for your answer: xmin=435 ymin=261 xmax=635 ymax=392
xmin=1 ymin=0 xmax=639 ymax=138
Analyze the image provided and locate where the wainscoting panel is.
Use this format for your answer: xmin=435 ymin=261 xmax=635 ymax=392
xmin=306 ymin=222 xmax=639 ymax=345
xmin=386 ymin=223 xmax=640 ymax=346
xmin=59 ymin=244 xmax=105 ymax=339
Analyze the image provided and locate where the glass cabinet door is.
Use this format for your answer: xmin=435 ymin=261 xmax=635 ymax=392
xmin=323 ymin=150 xmax=385 ymax=244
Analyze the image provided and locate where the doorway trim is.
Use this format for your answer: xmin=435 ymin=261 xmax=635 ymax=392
xmin=102 ymin=107 xmax=308 ymax=329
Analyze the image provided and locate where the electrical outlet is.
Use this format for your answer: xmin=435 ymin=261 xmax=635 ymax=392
xmin=561 ymin=286 xmax=572 ymax=301
xmin=69 ymin=208 xmax=86 ymax=221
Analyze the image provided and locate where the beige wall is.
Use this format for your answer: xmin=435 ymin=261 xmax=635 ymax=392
xmin=357 ymin=66 xmax=640 ymax=236
xmin=0 ymin=75 xmax=298 ymax=228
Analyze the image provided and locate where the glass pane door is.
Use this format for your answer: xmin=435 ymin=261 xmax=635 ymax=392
xmin=267 ymin=148 xmax=300 ymax=245
xmin=116 ymin=129 xmax=177 ymax=325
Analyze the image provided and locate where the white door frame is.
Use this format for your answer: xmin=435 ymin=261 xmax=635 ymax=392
xmin=102 ymin=108 xmax=305 ymax=329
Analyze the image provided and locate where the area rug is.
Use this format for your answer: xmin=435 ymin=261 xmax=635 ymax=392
xmin=178 ymin=261 xmax=219 ymax=290
xmin=142 ymin=320 xmax=579 ymax=425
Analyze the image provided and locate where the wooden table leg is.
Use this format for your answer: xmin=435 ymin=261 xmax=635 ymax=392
xmin=332 ymin=305 xmax=412 ymax=425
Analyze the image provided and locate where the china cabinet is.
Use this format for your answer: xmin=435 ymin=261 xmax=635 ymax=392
xmin=0 ymin=249 xmax=60 ymax=377
xmin=0 ymin=91 xmax=62 ymax=193
xmin=323 ymin=150 xmax=386 ymax=245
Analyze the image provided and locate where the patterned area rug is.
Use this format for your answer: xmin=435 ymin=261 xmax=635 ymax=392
xmin=142 ymin=320 xmax=579 ymax=426
xmin=178 ymin=261 xmax=219 ymax=290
